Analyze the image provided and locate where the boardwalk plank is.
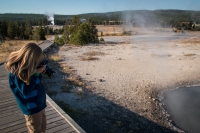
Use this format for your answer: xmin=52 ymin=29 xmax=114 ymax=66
xmin=46 ymin=124 xmax=75 ymax=133
xmin=46 ymin=119 xmax=70 ymax=130
xmin=47 ymin=116 xmax=63 ymax=124
xmin=9 ymin=126 xmax=28 ymax=133
xmin=0 ymin=93 xmax=14 ymax=98
xmin=0 ymin=97 xmax=15 ymax=102
xmin=0 ymin=101 xmax=17 ymax=109
xmin=46 ymin=112 xmax=60 ymax=120
xmin=0 ymin=109 xmax=57 ymax=126
xmin=0 ymin=112 xmax=59 ymax=132
xmin=0 ymin=106 xmax=54 ymax=117
xmin=0 ymin=122 xmax=26 ymax=133
xmin=0 ymin=118 xmax=26 ymax=130
xmin=0 ymin=105 xmax=19 ymax=112
xmin=0 ymin=110 xmax=21 ymax=118
xmin=0 ymin=114 xmax=24 ymax=126
xmin=0 ymin=98 xmax=17 ymax=105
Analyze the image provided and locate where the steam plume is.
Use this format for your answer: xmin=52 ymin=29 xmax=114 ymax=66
xmin=45 ymin=12 xmax=54 ymax=25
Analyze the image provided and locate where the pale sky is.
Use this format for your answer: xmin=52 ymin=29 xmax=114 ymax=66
xmin=0 ymin=0 xmax=199 ymax=15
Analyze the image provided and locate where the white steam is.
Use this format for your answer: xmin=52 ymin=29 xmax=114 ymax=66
xmin=45 ymin=12 xmax=54 ymax=25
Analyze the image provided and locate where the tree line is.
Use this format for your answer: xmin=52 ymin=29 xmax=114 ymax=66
xmin=0 ymin=9 xmax=200 ymax=44
xmin=0 ymin=20 xmax=58 ymax=40
xmin=0 ymin=16 xmax=99 ymax=45
xmin=1 ymin=10 xmax=200 ymax=26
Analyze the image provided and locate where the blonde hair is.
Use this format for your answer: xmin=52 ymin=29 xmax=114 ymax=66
xmin=5 ymin=43 xmax=44 ymax=85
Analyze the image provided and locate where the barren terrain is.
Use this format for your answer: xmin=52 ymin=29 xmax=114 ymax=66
xmin=44 ymin=28 xmax=200 ymax=133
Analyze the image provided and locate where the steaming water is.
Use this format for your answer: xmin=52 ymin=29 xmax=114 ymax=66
xmin=163 ymin=86 xmax=200 ymax=133
xmin=103 ymin=33 xmax=190 ymax=43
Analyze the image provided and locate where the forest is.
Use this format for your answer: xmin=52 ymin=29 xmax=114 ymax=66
xmin=0 ymin=9 xmax=200 ymax=42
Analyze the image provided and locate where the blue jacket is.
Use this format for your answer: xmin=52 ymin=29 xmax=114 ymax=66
xmin=8 ymin=73 xmax=47 ymax=115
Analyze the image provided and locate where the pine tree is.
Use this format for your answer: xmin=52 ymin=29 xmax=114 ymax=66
xmin=19 ymin=22 xmax=26 ymax=40
xmin=14 ymin=21 xmax=20 ymax=39
xmin=69 ymin=16 xmax=81 ymax=34
xmin=25 ymin=21 xmax=32 ymax=39
xmin=1 ymin=21 xmax=8 ymax=38
xmin=87 ymin=19 xmax=98 ymax=43
xmin=7 ymin=21 xmax=15 ymax=39
xmin=32 ymin=27 xmax=40 ymax=41
xmin=0 ymin=21 xmax=3 ymax=38
xmin=38 ymin=26 xmax=46 ymax=40
xmin=67 ymin=16 xmax=99 ymax=45
xmin=32 ymin=26 xmax=46 ymax=41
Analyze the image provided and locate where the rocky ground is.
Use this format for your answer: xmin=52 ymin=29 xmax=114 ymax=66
xmin=43 ymin=31 xmax=200 ymax=133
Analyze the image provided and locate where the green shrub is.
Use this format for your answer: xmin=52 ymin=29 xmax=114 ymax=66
xmin=54 ymin=34 xmax=69 ymax=45
xmin=193 ymin=26 xmax=200 ymax=31
xmin=99 ymin=38 xmax=104 ymax=42
xmin=68 ymin=16 xmax=99 ymax=45
xmin=70 ymin=31 xmax=88 ymax=45
xmin=121 ymin=31 xmax=131 ymax=36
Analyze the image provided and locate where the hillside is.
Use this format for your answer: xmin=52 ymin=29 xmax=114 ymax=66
xmin=0 ymin=9 xmax=200 ymax=24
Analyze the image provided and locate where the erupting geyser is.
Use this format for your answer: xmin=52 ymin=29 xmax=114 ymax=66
xmin=45 ymin=12 xmax=54 ymax=25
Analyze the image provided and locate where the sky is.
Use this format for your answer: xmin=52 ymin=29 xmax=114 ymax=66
xmin=0 ymin=0 xmax=200 ymax=15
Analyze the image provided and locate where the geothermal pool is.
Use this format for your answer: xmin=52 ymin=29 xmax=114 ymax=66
xmin=163 ymin=86 xmax=200 ymax=133
xmin=103 ymin=33 xmax=191 ymax=43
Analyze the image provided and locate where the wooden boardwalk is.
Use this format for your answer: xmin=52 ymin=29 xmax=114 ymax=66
xmin=0 ymin=40 xmax=86 ymax=133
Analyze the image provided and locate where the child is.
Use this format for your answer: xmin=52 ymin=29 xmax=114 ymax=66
xmin=5 ymin=43 xmax=47 ymax=133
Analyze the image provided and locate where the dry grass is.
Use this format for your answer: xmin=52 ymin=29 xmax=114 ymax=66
xmin=67 ymin=74 xmax=84 ymax=87
xmin=0 ymin=40 xmax=42 ymax=62
xmin=60 ymin=63 xmax=85 ymax=88
xmin=61 ymin=64 xmax=75 ymax=73
xmin=81 ymin=56 xmax=99 ymax=61
xmin=48 ymin=54 xmax=63 ymax=62
xmin=83 ymin=51 xmax=105 ymax=56
xmin=60 ymin=46 xmax=73 ymax=51
xmin=184 ymin=53 xmax=196 ymax=57
xmin=80 ymin=51 xmax=105 ymax=61
xmin=96 ymin=25 xmax=152 ymax=36
xmin=175 ymin=37 xmax=200 ymax=45
xmin=96 ymin=25 xmax=132 ymax=36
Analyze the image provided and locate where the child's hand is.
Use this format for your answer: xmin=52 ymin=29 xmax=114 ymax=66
xmin=35 ymin=65 xmax=46 ymax=74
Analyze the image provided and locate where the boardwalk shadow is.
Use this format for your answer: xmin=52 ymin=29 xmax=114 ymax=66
xmin=71 ymin=93 xmax=176 ymax=133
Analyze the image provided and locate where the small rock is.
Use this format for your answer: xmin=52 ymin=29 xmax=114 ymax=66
xmin=77 ymin=87 xmax=83 ymax=93
xmin=86 ymin=86 xmax=92 ymax=90
xmin=115 ymin=121 xmax=121 ymax=127
xmin=98 ymin=79 xmax=103 ymax=82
